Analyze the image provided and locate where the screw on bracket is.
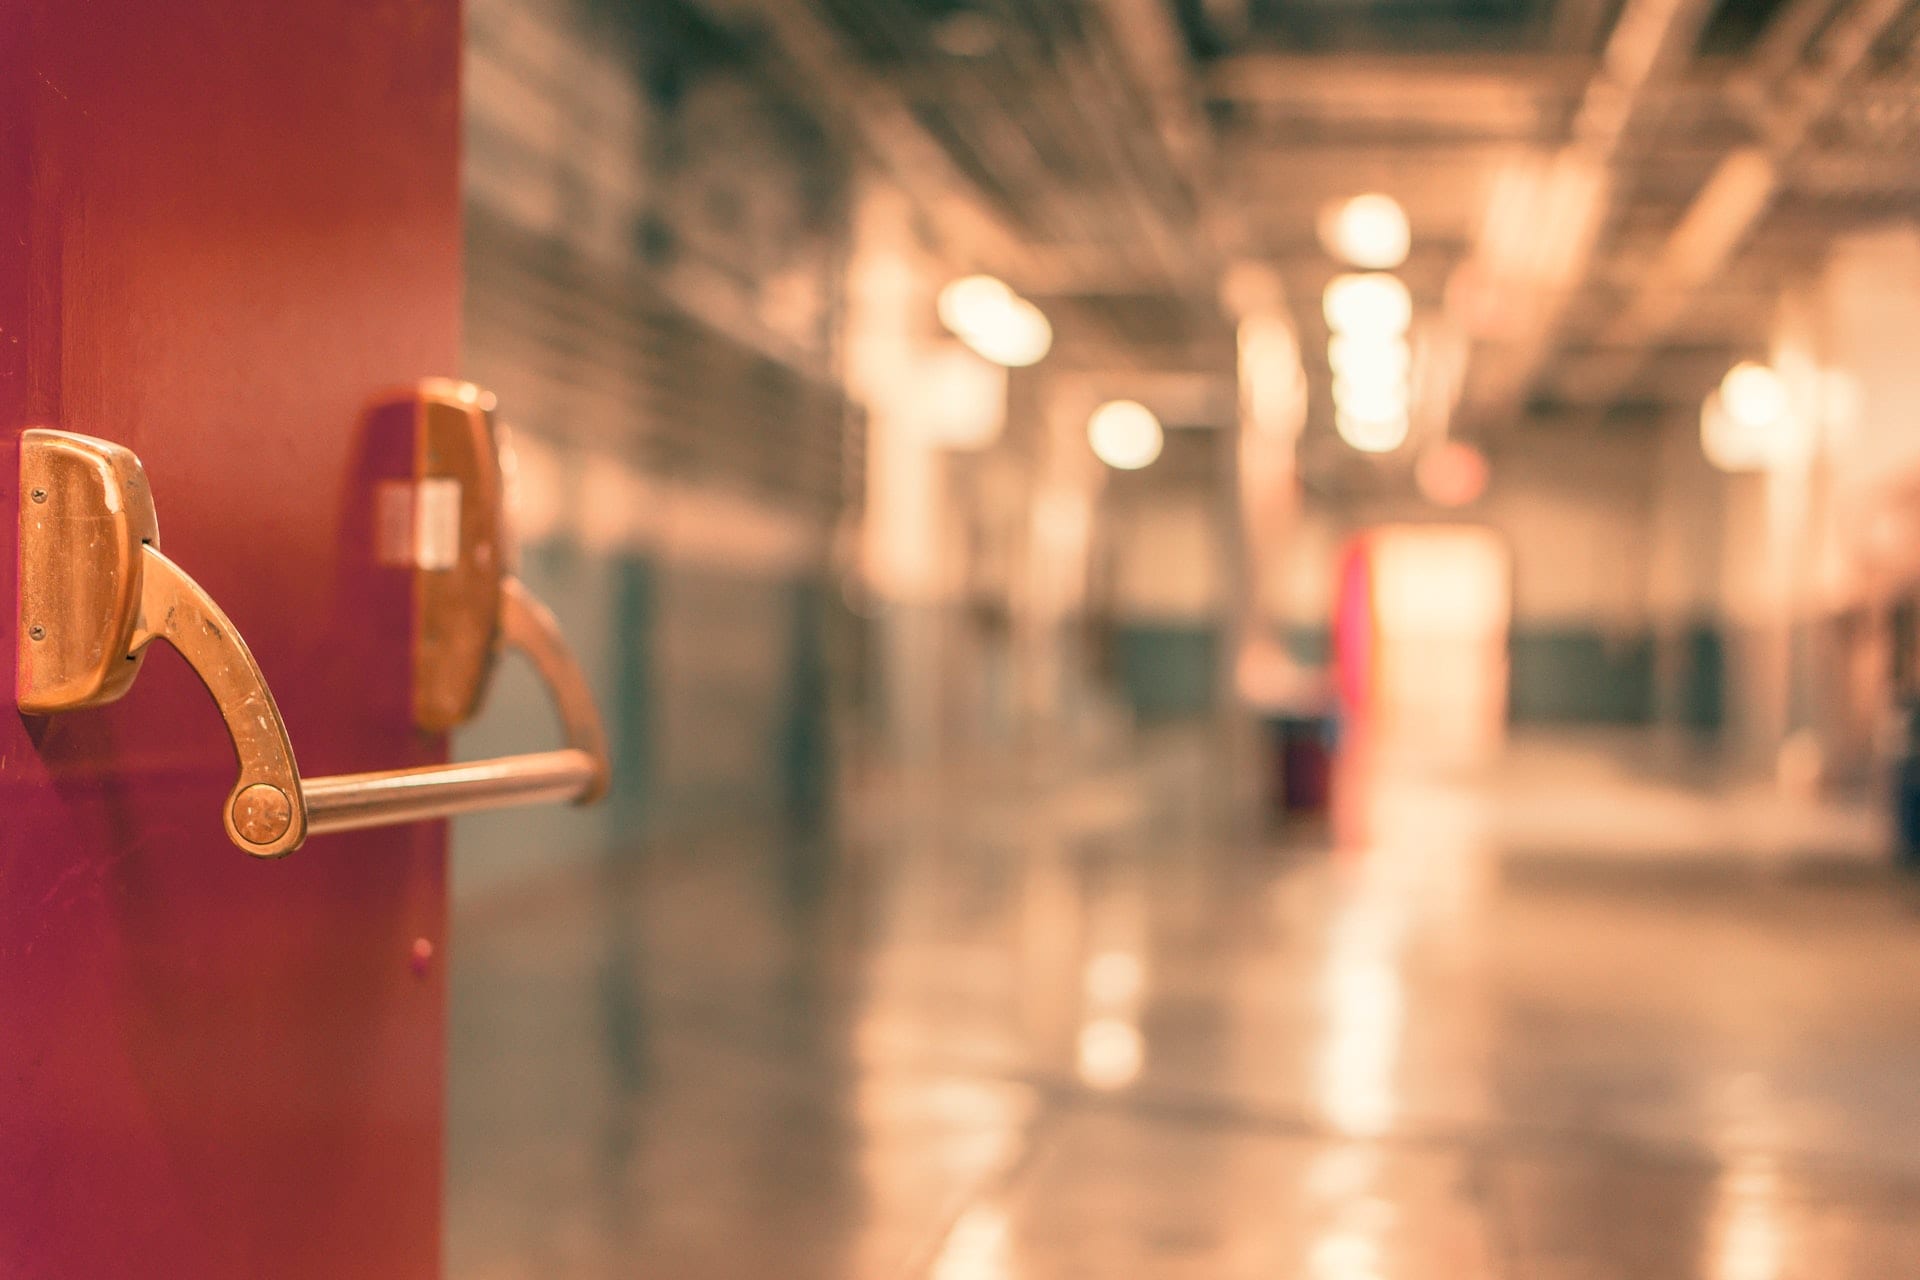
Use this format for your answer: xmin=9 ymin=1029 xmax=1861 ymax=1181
xmin=28 ymin=625 xmax=45 ymax=641
xmin=29 ymin=488 xmax=46 ymax=503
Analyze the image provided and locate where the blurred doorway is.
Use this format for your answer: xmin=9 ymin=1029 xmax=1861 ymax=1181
xmin=1337 ymin=525 xmax=1512 ymax=765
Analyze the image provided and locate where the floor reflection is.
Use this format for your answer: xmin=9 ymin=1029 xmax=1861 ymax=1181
xmin=448 ymin=730 xmax=1920 ymax=1278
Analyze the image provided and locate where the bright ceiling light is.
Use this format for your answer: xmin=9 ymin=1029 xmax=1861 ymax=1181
xmin=1328 ymin=334 xmax=1411 ymax=383
xmin=1720 ymin=361 xmax=1787 ymax=429
xmin=967 ymin=296 xmax=1052 ymax=367
xmin=1701 ymin=383 xmax=1815 ymax=473
xmin=1323 ymin=273 xmax=1412 ymax=338
xmin=1336 ymin=410 xmax=1409 ymax=454
xmin=1332 ymin=375 xmax=1408 ymax=424
xmin=1701 ymin=391 xmax=1762 ymax=472
xmin=938 ymin=274 xmax=1011 ymax=334
xmin=1076 ymin=1017 xmax=1144 ymax=1090
xmin=1321 ymin=194 xmax=1411 ymax=270
xmin=1088 ymin=399 xmax=1163 ymax=470
xmin=937 ymin=274 xmax=1053 ymax=367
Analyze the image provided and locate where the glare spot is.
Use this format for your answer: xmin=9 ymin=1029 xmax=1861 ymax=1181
xmin=1720 ymin=361 xmax=1787 ymax=429
xmin=937 ymin=275 xmax=1052 ymax=368
xmin=1323 ymin=273 xmax=1412 ymax=338
xmin=931 ymin=1204 xmax=1011 ymax=1280
xmin=1315 ymin=897 xmax=1405 ymax=1139
xmin=1084 ymin=950 xmax=1144 ymax=1006
xmin=1076 ymin=1017 xmax=1144 ymax=1090
xmin=1087 ymin=400 xmax=1164 ymax=471
xmin=1329 ymin=334 xmax=1410 ymax=383
xmin=1321 ymin=193 xmax=1412 ymax=270
xmin=1335 ymin=411 xmax=1410 ymax=456
xmin=1309 ymin=1228 xmax=1381 ymax=1279
xmin=1710 ymin=1154 xmax=1785 ymax=1280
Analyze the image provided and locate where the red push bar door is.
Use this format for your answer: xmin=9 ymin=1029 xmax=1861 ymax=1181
xmin=0 ymin=3 xmax=460 ymax=1277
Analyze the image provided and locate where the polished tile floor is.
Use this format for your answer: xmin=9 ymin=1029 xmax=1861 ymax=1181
xmin=448 ymin=733 xmax=1920 ymax=1278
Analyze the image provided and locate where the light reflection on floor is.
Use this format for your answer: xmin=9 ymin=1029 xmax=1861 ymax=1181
xmin=448 ymin=731 xmax=1920 ymax=1278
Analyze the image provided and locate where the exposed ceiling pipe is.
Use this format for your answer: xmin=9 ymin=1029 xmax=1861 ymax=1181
xmin=1732 ymin=0 xmax=1850 ymax=118
xmin=1079 ymin=0 xmax=1234 ymax=347
xmin=984 ymin=0 xmax=1206 ymax=293
xmin=1084 ymin=0 xmax=1215 ymax=214
xmin=1585 ymin=0 xmax=1914 ymax=399
xmin=922 ymin=60 xmax=1121 ymax=270
xmin=714 ymin=0 xmax=1035 ymax=279
xmin=1450 ymin=0 xmax=1721 ymax=428
xmin=1207 ymin=53 xmax=1590 ymax=126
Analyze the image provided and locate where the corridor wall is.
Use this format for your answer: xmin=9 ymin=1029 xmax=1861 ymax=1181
xmin=451 ymin=0 xmax=855 ymax=900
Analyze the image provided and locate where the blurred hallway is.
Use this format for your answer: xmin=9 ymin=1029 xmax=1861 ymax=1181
xmin=437 ymin=0 xmax=1920 ymax=1274
xmin=448 ymin=730 xmax=1920 ymax=1278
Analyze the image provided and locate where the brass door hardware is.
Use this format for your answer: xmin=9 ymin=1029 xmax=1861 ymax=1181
xmin=15 ymin=383 xmax=609 ymax=857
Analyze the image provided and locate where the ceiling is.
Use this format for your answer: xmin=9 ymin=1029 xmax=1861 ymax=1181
xmin=709 ymin=0 xmax=1920 ymax=475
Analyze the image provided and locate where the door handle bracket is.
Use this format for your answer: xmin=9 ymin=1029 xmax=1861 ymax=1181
xmin=16 ymin=383 xmax=609 ymax=857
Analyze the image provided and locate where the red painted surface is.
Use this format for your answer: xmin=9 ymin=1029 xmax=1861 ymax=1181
xmin=1333 ymin=534 xmax=1375 ymax=724
xmin=0 ymin=4 xmax=460 ymax=1276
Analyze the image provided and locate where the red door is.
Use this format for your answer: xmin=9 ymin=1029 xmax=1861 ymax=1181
xmin=2 ymin=3 xmax=460 ymax=1276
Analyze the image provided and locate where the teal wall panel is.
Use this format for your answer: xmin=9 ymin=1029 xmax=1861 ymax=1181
xmin=450 ymin=547 xmax=834 ymax=901
xmin=1508 ymin=628 xmax=1656 ymax=724
xmin=609 ymin=555 xmax=656 ymax=823
xmin=1285 ymin=625 xmax=1332 ymax=666
xmin=1663 ymin=622 xmax=1726 ymax=731
xmin=777 ymin=578 xmax=834 ymax=833
xmin=1114 ymin=624 xmax=1219 ymax=722
xmin=452 ymin=542 xmax=627 ymax=901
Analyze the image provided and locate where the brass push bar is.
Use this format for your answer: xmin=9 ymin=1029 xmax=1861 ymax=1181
xmin=301 ymin=577 xmax=606 ymax=836
xmin=15 ymin=383 xmax=609 ymax=857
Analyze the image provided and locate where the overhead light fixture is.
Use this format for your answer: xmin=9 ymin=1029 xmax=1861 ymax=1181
xmin=1702 ymin=360 xmax=1818 ymax=473
xmin=1320 ymin=194 xmax=1411 ymax=270
xmin=1087 ymin=400 xmax=1163 ymax=470
xmin=1701 ymin=390 xmax=1815 ymax=474
xmin=1700 ymin=391 xmax=1761 ymax=472
xmin=1325 ymin=277 xmax=1415 ymax=455
xmin=1719 ymin=360 xmax=1787 ymax=429
xmin=937 ymin=275 xmax=1009 ymax=333
xmin=1328 ymin=334 xmax=1411 ymax=383
xmin=971 ymin=297 xmax=1051 ymax=367
xmin=1332 ymin=376 xmax=1408 ymax=425
xmin=1323 ymin=273 xmax=1412 ymax=338
xmin=937 ymin=274 xmax=1052 ymax=367
xmin=1329 ymin=331 xmax=1413 ymax=456
xmin=1335 ymin=410 xmax=1409 ymax=455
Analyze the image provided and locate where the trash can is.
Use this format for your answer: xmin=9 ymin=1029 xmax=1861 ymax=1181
xmin=1896 ymin=703 xmax=1920 ymax=872
xmin=1264 ymin=713 xmax=1335 ymax=819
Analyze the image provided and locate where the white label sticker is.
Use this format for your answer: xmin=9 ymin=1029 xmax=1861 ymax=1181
xmin=374 ymin=481 xmax=416 ymax=567
xmin=415 ymin=478 xmax=462 ymax=570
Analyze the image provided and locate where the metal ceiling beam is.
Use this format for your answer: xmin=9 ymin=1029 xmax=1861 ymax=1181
xmin=1584 ymin=0 xmax=1915 ymax=400
xmin=1206 ymin=53 xmax=1589 ymax=137
xmin=984 ymin=0 xmax=1199 ymax=292
xmin=707 ymin=0 xmax=1036 ymax=278
xmin=1727 ymin=0 xmax=1851 ymax=120
xmin=769 ymin=0 xmax=1221 ymax=303
xmin=1084 ymin=0 xmax=1228 ymax=271
xmin=1087 ymin=0 xmax=1212 ymax=174
xmin=1450 ymin=0 xmax=1724 ymax=430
